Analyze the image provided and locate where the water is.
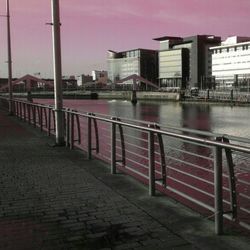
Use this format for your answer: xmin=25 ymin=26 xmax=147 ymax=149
xmin=36 ymin=99 xmax=250 ymax=138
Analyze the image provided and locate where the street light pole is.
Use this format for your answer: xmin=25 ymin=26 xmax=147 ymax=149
xmin=51 ymin=0 xmax=64 ymax=145
xmin=6 ymin=0 xmax=13 ymax=115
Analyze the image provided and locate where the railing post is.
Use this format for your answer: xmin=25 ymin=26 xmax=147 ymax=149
xmin=111 ymin=118 xmax=116 ymax=174
xmin=16 ymin=101 xmax=19 ymax=117
xmin=148 ymin=129 xmax=155 ymax=196
xmin=33 ymin=106 xmax=36 ymax=127
xmin=23 ymin=103 xmax=26 ymax=122
xmin=70 ymin=112 xmax=74 ymax=149
xmin=28 ymin=104 xmax=31 ymax=124
xmin=48 ymin=108 xmax=51 ymax=136
xmin=20 ymin=102 xmax=23 ymax=120
xmin=87 ymin=113 xmax=92 ymax=160
xmin=40 ymin=107 xmax=44 ymax=131
xmin=214 ymin=145 xmax=223 ymax=235
xmin=65 ymin=109 xmax=70 ymax=146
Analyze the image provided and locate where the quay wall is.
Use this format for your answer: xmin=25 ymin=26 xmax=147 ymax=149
xmin=98 ymin=91 xmax=180 ymax=101
xmin=0 ymin=91 xmax=180 ymax=101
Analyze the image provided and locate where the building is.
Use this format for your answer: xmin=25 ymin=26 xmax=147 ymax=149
xmin=210 ymin=36 xmax=250 ymax=88
xmin=61 ymin=75 xmax=77 ymax=90
xmin=77 ymin=74 xmax=93 ymax=87
xmin=154 ymin=35 xmax=221 ymax=89
xmin=107 ymin=49 xmax=158 ymax=85
xmin=92 ymin=70 xmax=108 ymax=85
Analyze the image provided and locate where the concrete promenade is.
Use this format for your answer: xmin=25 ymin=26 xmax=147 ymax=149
xmin=0 ymin=109 xmax=249 ymax=250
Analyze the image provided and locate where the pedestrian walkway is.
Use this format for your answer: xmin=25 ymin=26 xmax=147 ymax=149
xmin=0 ymin=109 xmax=249 ymax=250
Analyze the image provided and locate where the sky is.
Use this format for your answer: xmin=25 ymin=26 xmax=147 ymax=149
xmin=0 ymin=0 xmax=249 ymax=78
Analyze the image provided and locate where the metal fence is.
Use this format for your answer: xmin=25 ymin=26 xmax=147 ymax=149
xmin=1 ymin=97 xmax=250 ymax=235
xmin=198 ymin=90 xmax=250 ymax=103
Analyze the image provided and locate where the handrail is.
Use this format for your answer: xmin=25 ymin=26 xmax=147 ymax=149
xmin=79 ymin=111 xmax=250 ymax=144
xmin=3 ymin=97 xmax=250 ymax=153
xmin=68 ymin=110 xmax=250 ymax=154
xmin=1 ymin=97 xmax=250 ymax=235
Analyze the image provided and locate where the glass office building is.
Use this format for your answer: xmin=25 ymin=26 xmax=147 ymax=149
xmin=154 ymin=35 xmax=221 ymax=89
xmin=107 ymin=49 xmax=158 ymax=85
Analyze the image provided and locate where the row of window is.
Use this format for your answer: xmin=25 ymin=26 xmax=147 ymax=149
xmin=213 ymin=67 xmax=250 ymax=72
xmin=122 ymin=50 xmax=139 ymax=58
xmin=212 ymin=45 xmax=249 ymax=54
xmin=213 ymin=53 xmax=250 ymax=59
xmin=213 ymin=60 xmax=250 ymax=66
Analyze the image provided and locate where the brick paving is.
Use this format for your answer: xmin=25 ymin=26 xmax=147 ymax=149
xmin=0 ymin=110 xmax=193 ymax=250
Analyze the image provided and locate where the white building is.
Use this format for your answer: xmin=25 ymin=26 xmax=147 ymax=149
xmin=210 ymin=36 xmax=250 ymax=88
xmin=76 ymin=74 xmax=93 ymax=87
xmin=92 ymin=70 xmax=108 ymax=85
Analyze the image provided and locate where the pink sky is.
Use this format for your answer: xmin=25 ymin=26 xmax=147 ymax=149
xmin=0 ymin=0 xmax=249 ymax=78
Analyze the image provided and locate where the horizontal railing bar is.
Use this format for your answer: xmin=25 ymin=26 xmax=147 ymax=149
xmin=6 ymin=99 xmax=250 ymax=154
xmin=173 ymin=137 xmax=214 ymax=149
xmin=122 ymin=131 xmax=149 ymax=143
xmin=167 ymin=176 xmax=214 ymax=198
xmin=239 ymin=222 xmax=250 ymax=231
xmin=79 ymin=108 xmax=250 ymax=144
xmin=167 ymin=165 xmax=214 ymax=186
xmin=239 ymin=193 xmax=250 ymax=200
xmin=79 ymin=116 xmax=250 ymax=154
xmin=117 ymin=146 xmax=148 ymax=161
xmin=121 ymin=164 xmax=149 ymax=179
xmin=116 ymin=152 xmax=148 ymax=170
xmin=163 ymin=184 xmax=215 ymax=212
xmin=164 ymin=144 xmax=214 ymax=161
xmin=238 ymin=179 xmax=250 ymax=186
xmin=117 ymin=139 xmax=149 ymax=154
xmin=166 ymin=156 xmax=214 ymax=175
xmin=240 ymin=207 xmax=250 ymax=214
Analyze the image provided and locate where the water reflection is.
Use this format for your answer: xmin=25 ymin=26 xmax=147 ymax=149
xmin=181 ymin=103 xmax=211 ymax=131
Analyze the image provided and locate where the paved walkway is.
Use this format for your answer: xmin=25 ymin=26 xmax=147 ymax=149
xmin=0 ymin=109 xmax=249 ymax=250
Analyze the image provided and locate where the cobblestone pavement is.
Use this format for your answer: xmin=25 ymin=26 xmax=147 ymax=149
xmin=0 ymin=110 xmax=194 ymax=250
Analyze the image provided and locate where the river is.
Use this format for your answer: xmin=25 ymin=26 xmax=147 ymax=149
xmin=35 ymin=99 xmax=250 ymax=138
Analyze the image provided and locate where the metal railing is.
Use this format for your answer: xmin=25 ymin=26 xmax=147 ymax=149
xmin=1 ymin=97 xmax=250 ymax=235
xmin=198 ymin=90 xmax=250 ymax=103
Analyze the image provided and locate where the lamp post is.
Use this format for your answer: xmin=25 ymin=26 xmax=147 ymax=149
xmin=6 ymin=0 xmax=13 ymax=115
xmin=51 ymin=0 xmax=64 ymax=145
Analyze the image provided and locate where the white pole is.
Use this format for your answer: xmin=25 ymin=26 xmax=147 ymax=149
xmin=51 ymin=0 xmax=64 ymax=145
xmin=6 ymin=0 xmax=13 ymax=115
